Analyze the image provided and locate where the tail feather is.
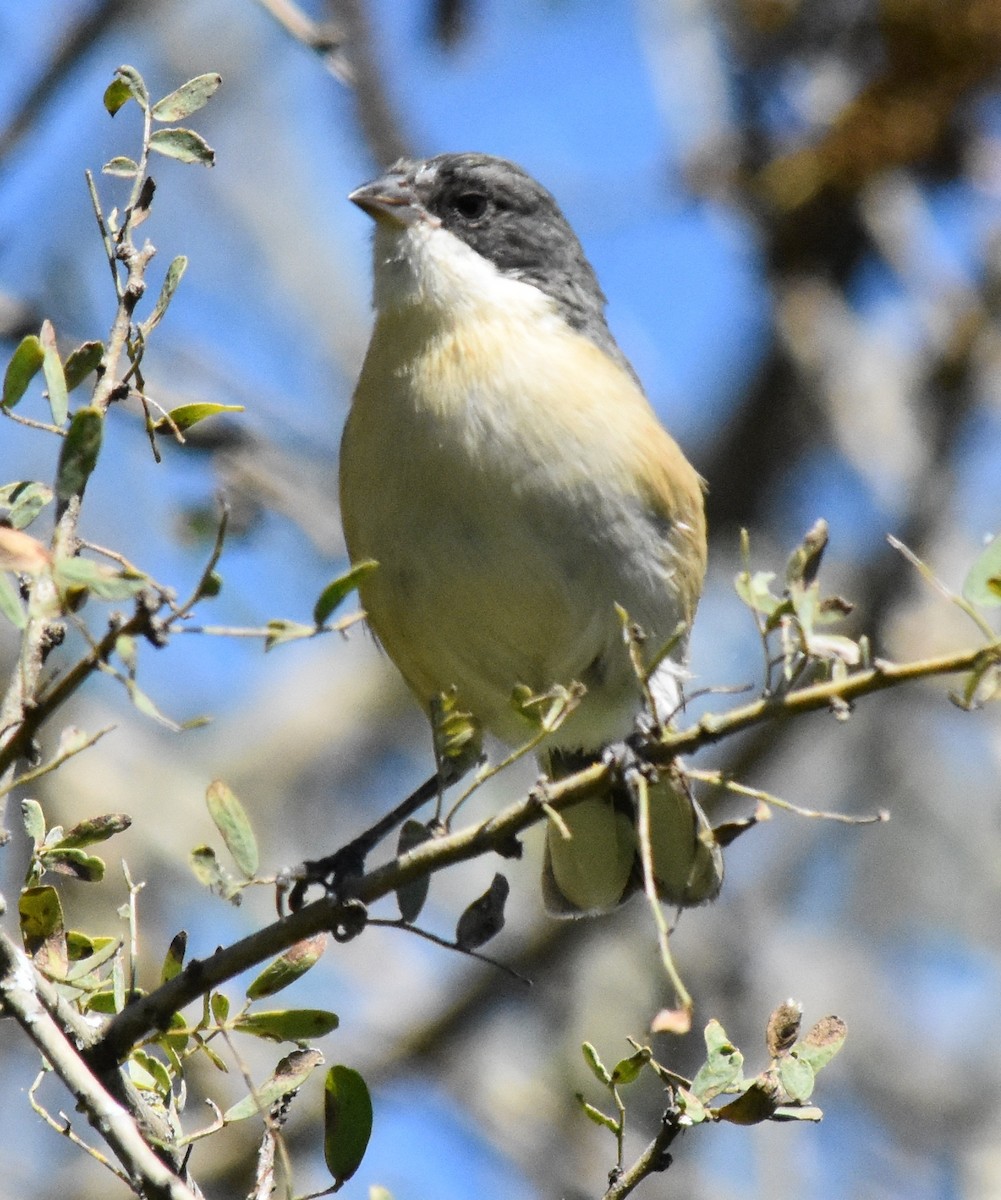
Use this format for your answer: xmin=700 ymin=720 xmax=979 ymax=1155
xmin=540 ymin=749 xmax=723 ymax=916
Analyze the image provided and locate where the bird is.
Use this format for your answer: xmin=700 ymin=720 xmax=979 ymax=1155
xmin=339 ymin=152 xmax=722 ymax=915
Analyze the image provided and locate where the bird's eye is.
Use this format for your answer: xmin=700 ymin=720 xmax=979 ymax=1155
xmin=451 ymin=191 xmax=489 ymax=220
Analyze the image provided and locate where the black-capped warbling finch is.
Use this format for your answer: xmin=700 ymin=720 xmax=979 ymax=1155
xmin=340 ymin=152 xmax=722 ymax=914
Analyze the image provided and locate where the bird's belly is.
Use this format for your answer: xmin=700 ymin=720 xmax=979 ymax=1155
xmin=347 ymin=461 xmax=670 ymax=751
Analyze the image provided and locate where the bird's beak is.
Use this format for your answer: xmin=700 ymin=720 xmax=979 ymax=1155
xmin=349 ymin=171 xmax=423 ymax=227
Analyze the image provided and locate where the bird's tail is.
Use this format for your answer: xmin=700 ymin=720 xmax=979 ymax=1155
xmin=540 ymin=748 xmax=723 ymax=917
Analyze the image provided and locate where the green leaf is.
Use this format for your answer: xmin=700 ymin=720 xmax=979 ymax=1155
xmin=206 ymin=780 xmax=258 ymax=878
xmin=55 ymin=407 xmax=103 ymax=500
xmin=104 ymin=66 xmax=149 ymax=114
xmin=582 ymin=1042 xmax=612 ymax=1087
xmin=158 ymin=1011 xmax=190 ymax=1055
xmin=247 ymin=935 xmax=327 ymax=1000
xmin=130 ymin=1049 xmax=172 ymax=1096
xmin=196 ymin=570 xmax=222 ymax=600
xmin=21 ymin=798 xmax=46 ymax=847
xmin=734 ymin=569 xmax=783 ymax=618
xmin=395 ymin=820 xmax=433 ymax=923
xmin=794 ymin=1015 xmax=847 ymax=1073
xmin=691 ymin=1019 xmax=744 ymax=1102
xmin=123 ymin=679 xmax=207 ymax=733
xmin=18 ymin=885 xmax=64 ymax=946
xmin=675 ymin=1085 xmax=707 ymax=1125
xmin=151 ymin=73 xmax=222 ymax=121
xmin=39 ymin=847 xmax=106 ymax=882
xmin=53 ymin=557 xmax=147 ymax=600
xmin=611 ymin=1047 xmax=651 ymax=1087
xmin=39 ymin=320 xmax=68 ymax=425
xmin=323 ymin=1065 xmax=373 ymax=1188
xmin=153 ymin=401 xmax=244 ymax=433
xmin=574 ymin=1092 xmax=619 ymax=1133
xmin=2 ymin=334 xmax=44 ymax=408
xmin=149 ymin=127 xmax=216 ymax=166
xmin=235 ymin=1008 xmax=340 ymax=1043
xmin=160 ymin=931 xmax=187 ymax=984
xmin=963 ymin=534 xmax=1001 ymax=608
xmin=0 ymin=574 xmax=26 ymax=628
xmin=211 ymin=991 xmax=231 ymax=1024
xmin=313 ymin=560 xmax=378 ymax=626
xmin=63 ymin=936 xmax=122 ymax=983
xmin=772 ymin=1104 xmax=824 ymax=1122
xmin=430 ymin=688 xmax=482 ymax=774
xmin=190 ymin=844 xmax=228 ymax=892
xmin=63 ymin=341 xmax=104 ymax=392
xmin=1 ymin=480 xmax=54 ymax=529
xmin=102 ymin=155 xmax=139 ymax=177
xmin=778 ymin=1055 xmax=815 ymax=1102
xmin=141 ymin=255 xmax=188 ymax=336
xmin=714 ymin=1076 xmax=780 ymax=1125
xmin=66 ymin=930 xmax=97 ymax=960
xmin=56 ymin=812 xmax=131 ymax=849
xmin=223 ymin=1048 xmax=323 ymax=1122
xmin=264 ymin=618 xmax=316 ymax=651
xmin=85 ymin=987 xmax=144 ymax=1014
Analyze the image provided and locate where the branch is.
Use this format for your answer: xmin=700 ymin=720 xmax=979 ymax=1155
xmin=0 ymin=932 xmax=198 ymax=1200
xmin=602 ymin=1114 xmax=682 ymax=1200
xmin=82 ymin=635 xmax=996 ymax=1068
xmin=655 ymin=643 xmax=1001 ymax=762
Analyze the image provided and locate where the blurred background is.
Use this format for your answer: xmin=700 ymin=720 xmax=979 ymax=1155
xmin=1 ymin=1 xmax=1000 ymax=1197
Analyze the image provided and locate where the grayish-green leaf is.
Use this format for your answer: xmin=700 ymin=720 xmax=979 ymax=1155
xmin=206 ymin=780 xmax=258 ymax=877
xmin=1 ymin=480 xmax=54 ymax=530
xmin=794 ymin=1015 xmax=847 ymax=1072
xmin=779 ymin=1055 xmax=815 ymax=1102
xmin=21 ymin=799 xmax=46 ymax=847
xmin=691 ymin=1019 xmax=744 ymax=1102
xmin=223 ymin=1048 xmax=323 ymax=1122
xmin=963 ymin=534 xmax=1001 ymax=608
xmin=151 ymin=73 xmax=222 ymax=121
xmin=39 ymin=847 xmax=106 ymax=882
xmin=190 ymin=845 xmax=227 ymax=892
xmin=102 ymin=156 xmax=139 ymax=177
xmin=0 ymin=574 xmax=26 ymax=628
xmin=149 ymin=127 xmax=216 ymax=166
xmin=39 ymin=320 xmax=67 ymax=425
xmin=53 ymin=557 xmax=147 ymax=600
xmin=141 ymin=256 xmax=188 ymax=336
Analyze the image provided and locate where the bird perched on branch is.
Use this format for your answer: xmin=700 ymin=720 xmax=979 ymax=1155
xmin=340 ymin=152 xmax=722 ymax=914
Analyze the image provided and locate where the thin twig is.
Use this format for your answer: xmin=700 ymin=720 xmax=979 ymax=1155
xmin=85 ymin=635 xmax=996 ymax=1068
xmin=0 ymin=934 xmax=197 ymax=1200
